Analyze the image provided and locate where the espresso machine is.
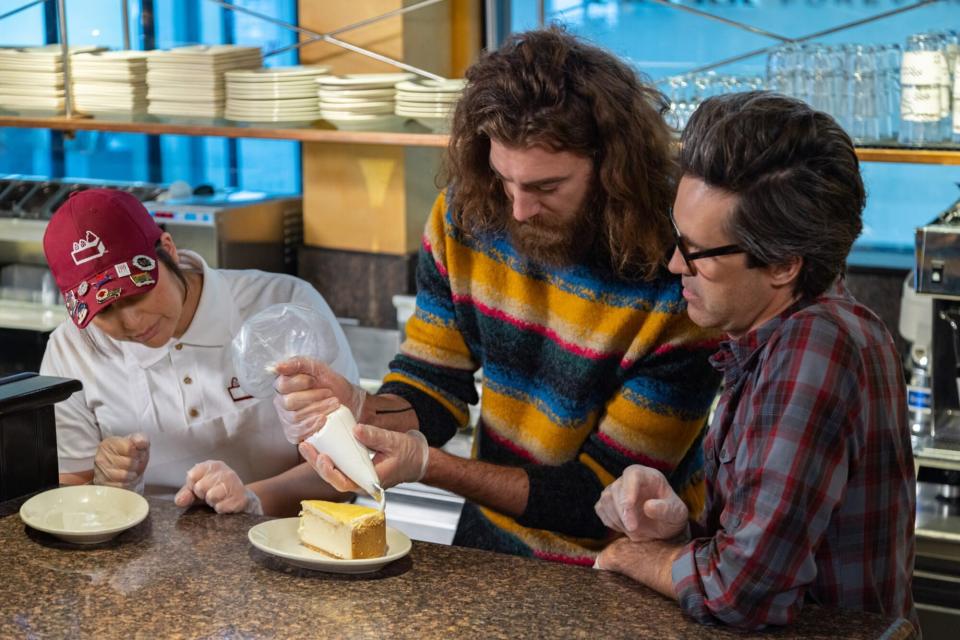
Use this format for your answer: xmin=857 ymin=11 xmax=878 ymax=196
xmin=915 ymin=195 xmax=960 ymax=454
xmin=912 ymin=192 xmax=960 ymax=637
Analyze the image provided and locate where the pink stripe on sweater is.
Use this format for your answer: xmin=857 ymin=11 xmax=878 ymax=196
xmin=451 ymin=293 xmax=608 ymax=361
xmin=484 ymin=425 xmax=537 ymax=462
xmin=619 ymin=337 xmax=721 ymax=369
xmin=422 ymin=236 xmax=449 ymax=278
xmin=596 ymin=431 xmax=672 ymax=473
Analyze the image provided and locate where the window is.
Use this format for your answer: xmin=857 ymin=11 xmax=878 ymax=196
xmin=499 ymin=0 xmax=960 ymax=269
xmin=0 ymin=0 xmax=302 ymax=194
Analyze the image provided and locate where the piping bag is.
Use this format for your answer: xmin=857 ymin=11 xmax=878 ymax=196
xmin=304 ymin=405 xmax=385 ymax=509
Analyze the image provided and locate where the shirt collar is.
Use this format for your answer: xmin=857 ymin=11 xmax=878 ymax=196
xmin=709 ymin=278 xmax=847 ymax=378
xmin=121 ymin=251 xmax=240 ymax=368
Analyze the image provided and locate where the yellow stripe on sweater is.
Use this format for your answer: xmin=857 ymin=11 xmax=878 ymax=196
xmin=479 ymin=507 xmax=607 ymax=556
xmin=579 ymin=452 xmax=616 ymax=486
xmin=602 ymin=396 xmax=706 ymax=468
xmin=677 ymin=474 xmax=706 ymax=522
xmin=402 ymin=313 xmax=476 ymax=370
xmin=482 ymin=388 xmax=595 ymax=465
xmin=444 ymin=246 xmax=666 ymax=358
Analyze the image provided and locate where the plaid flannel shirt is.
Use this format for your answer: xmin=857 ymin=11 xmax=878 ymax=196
xmin=671 ymin=282 xmax=917 ymax=631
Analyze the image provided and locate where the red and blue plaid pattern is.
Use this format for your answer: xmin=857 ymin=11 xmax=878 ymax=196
xmin=671 ymin=281 xmax=917 ymax=631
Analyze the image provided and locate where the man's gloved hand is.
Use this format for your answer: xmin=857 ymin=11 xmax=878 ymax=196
xmin=93 ymin=433 xmax=150 ymax=493
xmin=594 ymin=464 xmax=688 ymax=541
xmin=273 ymin=356 xmax=367 ymax=444
xmin=299 ymin=423 xmax=429 ymax=493
xmin=173 ymin=460 xmax=263 ymax=515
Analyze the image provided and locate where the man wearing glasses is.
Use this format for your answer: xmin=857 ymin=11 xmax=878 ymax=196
xmin=594 ymin=92 xmax=917 ymax=632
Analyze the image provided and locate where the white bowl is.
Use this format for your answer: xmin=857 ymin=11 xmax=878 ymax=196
xmin=19 ymin=485 xmax=149 ymax=544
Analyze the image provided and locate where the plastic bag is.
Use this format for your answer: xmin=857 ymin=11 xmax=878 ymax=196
xmin=230 ymin=303 xmax=340 ymax=398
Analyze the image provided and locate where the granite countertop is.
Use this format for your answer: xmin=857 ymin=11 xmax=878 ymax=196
xmin=0 ymin=496 xmax=915 ymax=639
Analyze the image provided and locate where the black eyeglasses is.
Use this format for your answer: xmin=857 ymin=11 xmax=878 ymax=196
xmin=669 ymin=212 xmax=745 ymax=271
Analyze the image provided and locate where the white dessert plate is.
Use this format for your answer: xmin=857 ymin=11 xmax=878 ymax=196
xmin=19 ymin=485 xmax=149 ymax=545
xmin=225 ymin=65 xmax=329 ymax=81
xmin=248 ymin=517 xmax=411 ymax=574
xmin=317 ymin=73 xmax=414 ymax=88
xmin=394 ymin=78 xmax=466 ymax=93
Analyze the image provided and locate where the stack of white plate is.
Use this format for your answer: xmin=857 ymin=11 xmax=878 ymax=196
xmin=395 ymin=78 xmax=466 ymax=129
xmin=71 ymin=51 xmax=149 ymax=114
xmin=0 ymin=45 xmax=102 ymax=112
xmin=316 ymin=73 xmax=414 ymax=123
xmin=224 ymin=65 xmax=329 ymax=122
xmin=146 ymin=45 xmax=262 ymax=118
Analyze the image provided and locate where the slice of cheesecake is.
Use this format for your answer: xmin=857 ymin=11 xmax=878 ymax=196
xmin=298 ymin=500 xmax=386 ymax=559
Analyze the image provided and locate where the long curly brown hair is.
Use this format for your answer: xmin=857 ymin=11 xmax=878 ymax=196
xmin=441 ymin=26 xmax=677 ymax=281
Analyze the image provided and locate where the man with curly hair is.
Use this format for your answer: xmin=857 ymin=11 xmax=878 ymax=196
xmin=276 ymin=27 xmax=720 ymax=564
xmin=595 ymin=92 xmax=917 ymax=632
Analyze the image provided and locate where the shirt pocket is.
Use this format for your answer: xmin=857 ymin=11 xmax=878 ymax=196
xmin=717 ymin=444 xmax=744 ymax=530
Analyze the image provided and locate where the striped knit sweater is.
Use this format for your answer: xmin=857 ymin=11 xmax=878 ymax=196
xmin=379 ymin=193 xmax=721 ymax=564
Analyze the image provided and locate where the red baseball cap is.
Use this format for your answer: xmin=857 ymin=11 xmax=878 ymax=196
xmin=43 ymin=188 xmax=163 ymax=329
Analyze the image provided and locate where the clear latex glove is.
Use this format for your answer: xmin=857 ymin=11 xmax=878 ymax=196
xmin=173 ymin=460 xmax=263 ymax=515
xmin=594 ymin=464 xmax=688 ymax=542
xmin=273 ymin=356 xmax=367 ymax=444
xmin=93 ymin=433 xmax=150 ymax=493
xmin=271 ymin=393 xmax=340 ymax=445
xmin=299 ymin=423 xmax=428 ymax=493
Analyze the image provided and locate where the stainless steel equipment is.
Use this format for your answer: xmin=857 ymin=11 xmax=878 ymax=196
xmin=915 ymin=192 xmax=960 ymax=450
xmin=913 ymin=192 xmax=960 ymax=638
xmin=142 ymin=191 xmax=302 ymax=274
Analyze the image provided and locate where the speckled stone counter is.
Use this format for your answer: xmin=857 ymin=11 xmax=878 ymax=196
xmin=0 ymin=496 xmax=915 ymax=639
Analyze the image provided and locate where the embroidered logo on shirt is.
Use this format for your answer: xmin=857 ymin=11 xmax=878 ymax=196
xmin=228 ymin=377 xmax=253 ymax=402
xmin=71 ymin=231 xmax=106 ymax=265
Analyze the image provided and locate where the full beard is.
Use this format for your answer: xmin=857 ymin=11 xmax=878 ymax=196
xmin=504 ymin=192 xmax=603 ymax=268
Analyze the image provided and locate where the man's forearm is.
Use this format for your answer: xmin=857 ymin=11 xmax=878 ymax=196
xmin=422 ymin=448 xmax=529 ymax=517
xmin=359 ymin=393 xmax=420 ymax=432
xmin=599 ymin=538 xmax=684 ymax=600
xmin=248 ymin=462 xmax=352 ymax=517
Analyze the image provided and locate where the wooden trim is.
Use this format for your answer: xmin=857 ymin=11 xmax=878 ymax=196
xmin=0 ymin=114 xmax=447 ymax=147
xmin=6 ymin=114 xmax=960 ymax=162
xmin=855 ymin=147 xmax=960 ymax=165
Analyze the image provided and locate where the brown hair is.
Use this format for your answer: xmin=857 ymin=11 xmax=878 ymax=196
xmin=441 ymin=26 xmax=677 ymax=280
xmin=680 ymin=91 xmax=864 ymax=299
xmin=156 ymin=243 xmax=188 ymax=293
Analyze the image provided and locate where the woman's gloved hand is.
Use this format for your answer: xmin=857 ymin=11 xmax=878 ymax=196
xmin=272 ymin=356 xmax=367 ymax=444
xmin=173 ymin=460 xmax=262 ymax=515
xmin=594 ymin=464 xmax=689 ymax=542
xmin=299 ymin=423 xmax=429 ymax=492
xmin=93 ymin=433 xmax=150 ymax=493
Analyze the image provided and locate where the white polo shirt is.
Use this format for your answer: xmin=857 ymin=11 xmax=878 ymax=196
xmin=40 ymin=250 xmax=358 ymax=499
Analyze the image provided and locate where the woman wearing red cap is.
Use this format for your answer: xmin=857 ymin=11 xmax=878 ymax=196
xmin=38 ymin=188 xmax=355 ymax=515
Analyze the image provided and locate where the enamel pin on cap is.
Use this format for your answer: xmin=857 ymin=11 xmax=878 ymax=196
xmin=42 ymin=189 xmax=163 ymax=329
